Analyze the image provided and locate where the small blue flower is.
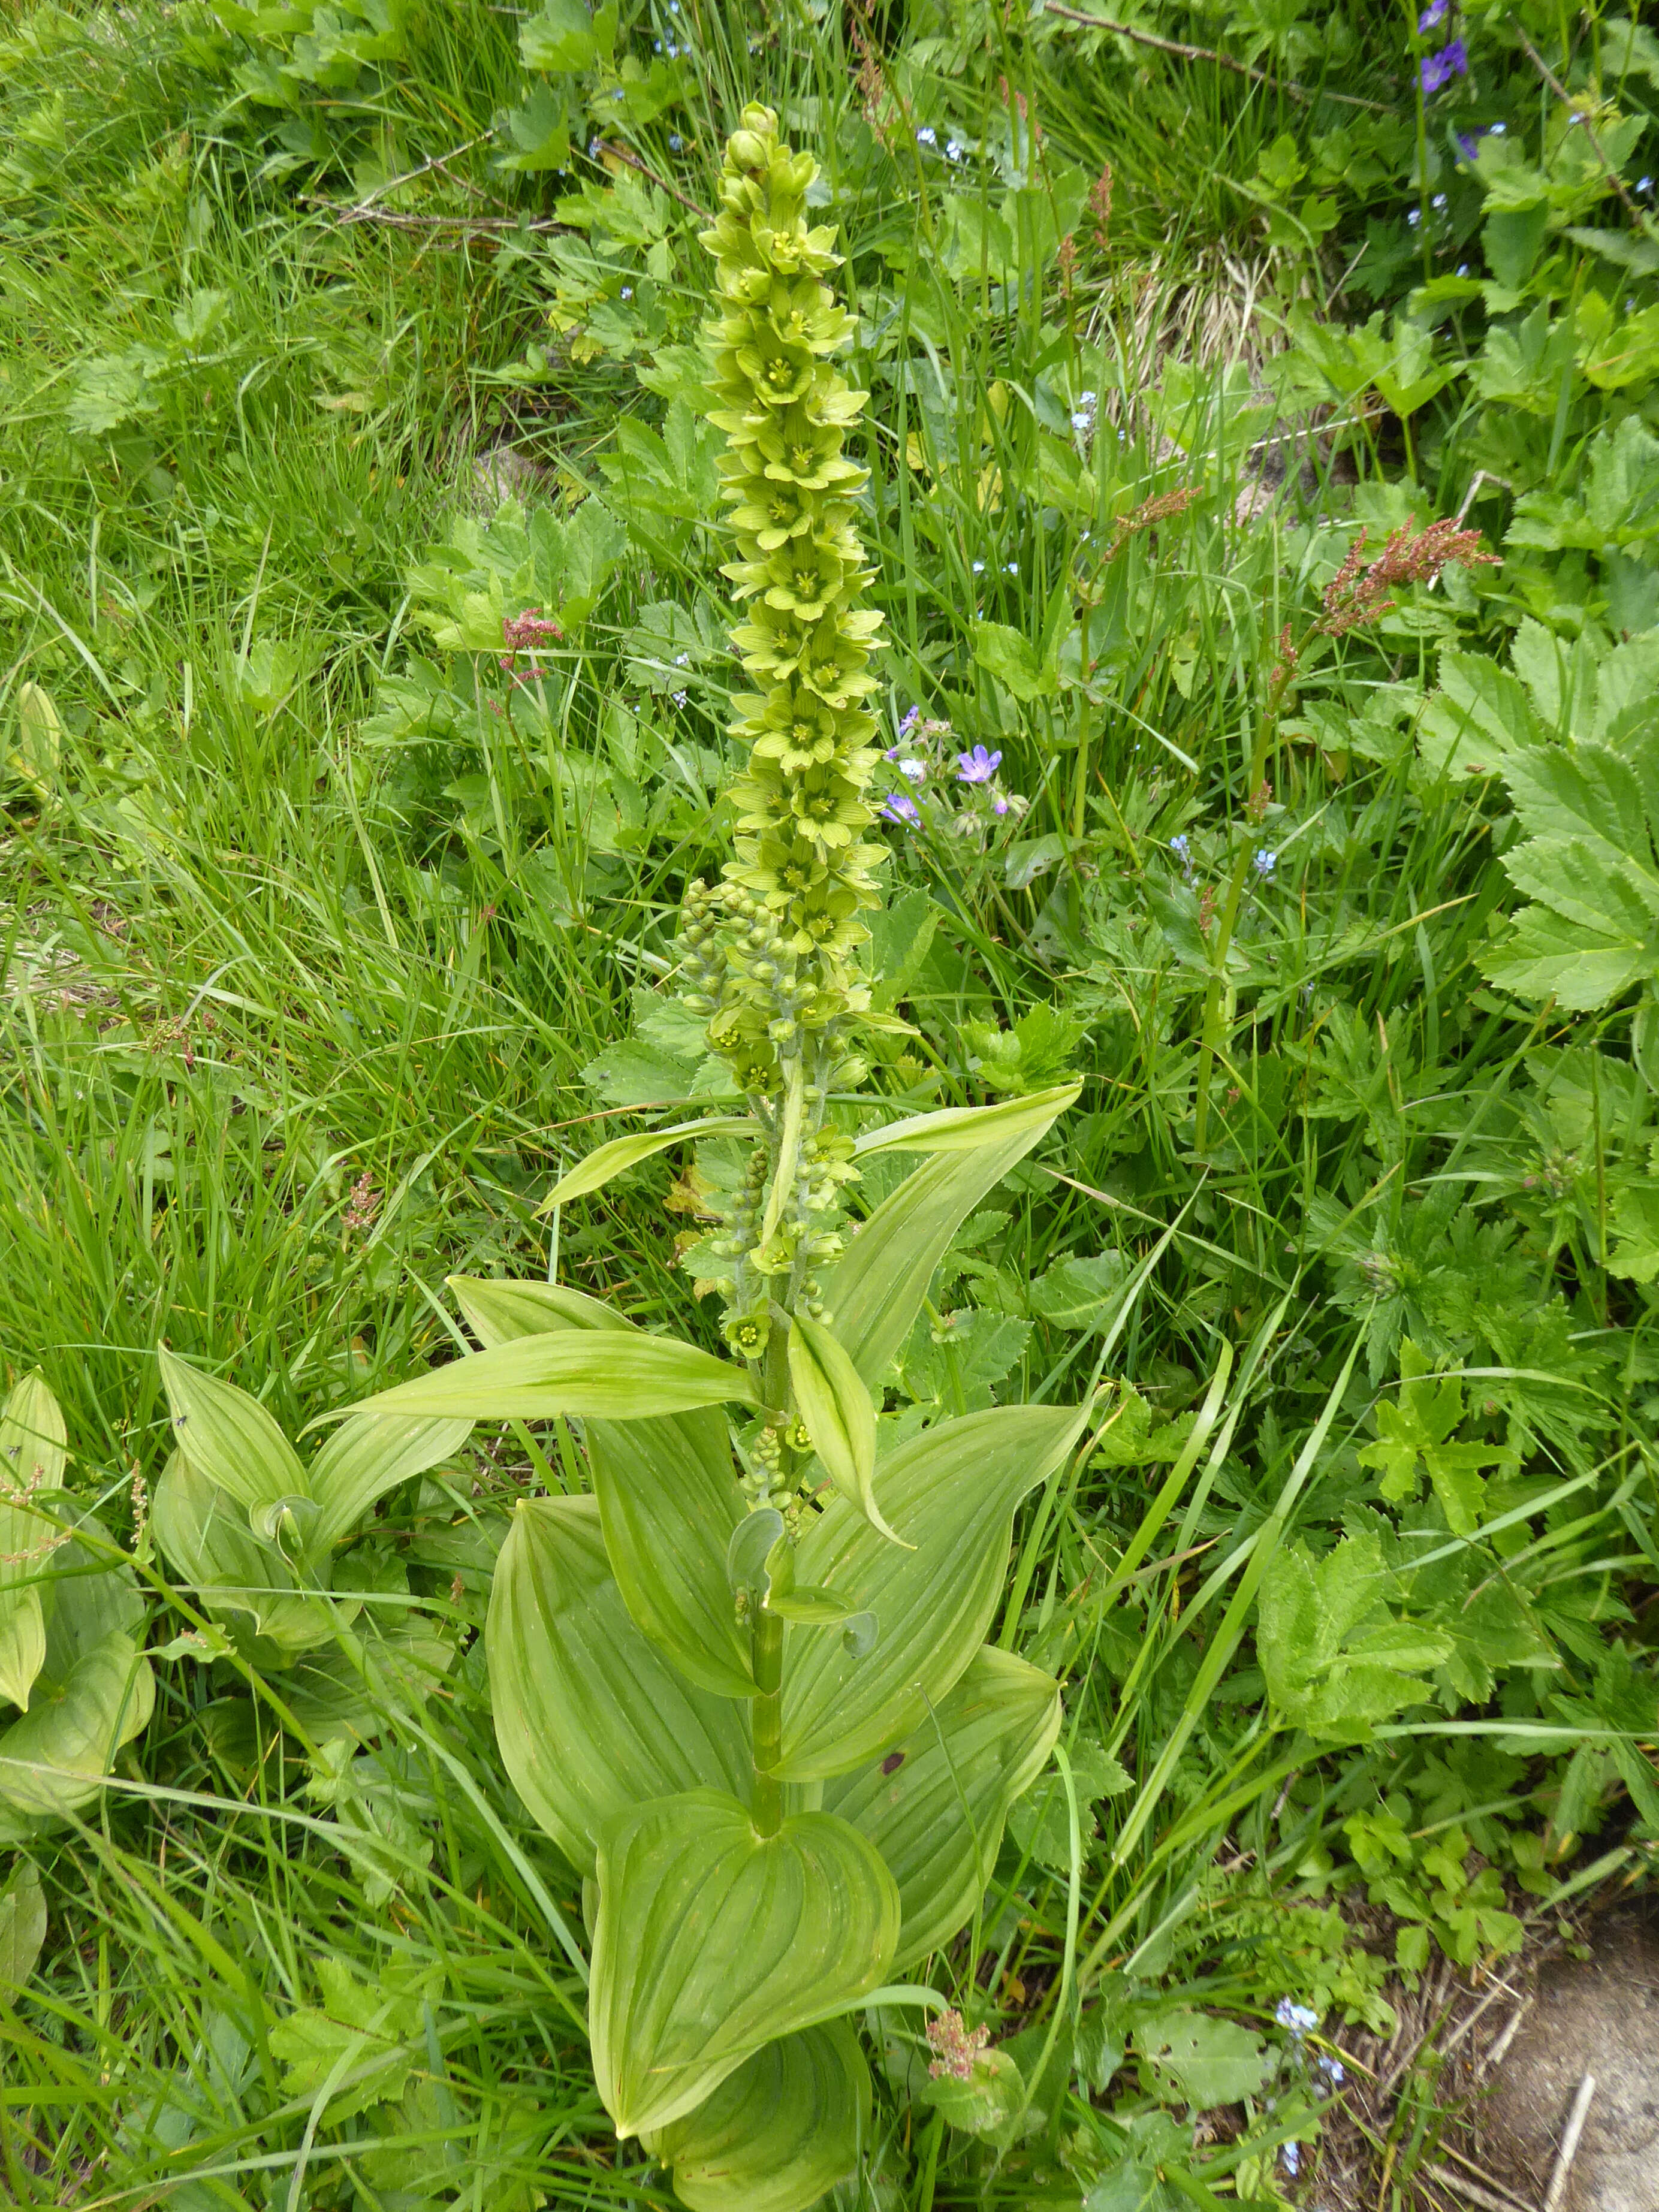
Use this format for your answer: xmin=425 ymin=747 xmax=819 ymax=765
xmin=1431 ymin=191 xmax=1447 ymax=209
xmin=669 ymin=132 xmax=684 ymax=152
xmin=1639 ymin=176 xmax=1654 ymax=195
xmin=1004 ymin=562 xmax=1018 ymax=575
xmin=1417 ymin=0 xmax=1447 ymax=27
xmin=1254 ymin=849 xmax=1277 ymax=878
xmin=1489 ymin=120 xmax=1505 ymax=132
xmin=897 ymin=705 xmax=921 ymax=738
xmin=883 ymin=793 xmax=922 ymax=826
xmin=916 ymin=126 xmax=937 ymax=147
xmin=899 ymin=757 xmax=927 ymax=783
xmin=946 ymin=139 xmax=964 ymax=161
xmin=620 ymin=286 xmax=633 ymax=300
xmin=1276 ymin=1998 xmax=1318 ymax=2035
xmin=1281 ymin=2144 xmax=1301 ymax=2178
xmin=993 ymin=792 xmax=1011 ymax=816
xmin=670 ymin=688 xmax=688 ymax=708
xmin=1170 ymin=832 xmax=1192 ymax=870
xmin=1420 ymin=38 xmax=1467 ymax=93
xmin=1456 ymin=131 xmax=1479 ymax=160
xmin=971 ymin=559 xmax=985 ymax=574
xmin=1316 ymin=2052 xmax=1347 ymax=2090
xmin=1407 ymin=207 xmax=1421 ymax=225
xmin=957 ymin=745 xmax=1002 ymax=784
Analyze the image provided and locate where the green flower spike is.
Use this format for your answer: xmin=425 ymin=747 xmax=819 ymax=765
xmin=675 ymin=105 xmax=891 ymax=1342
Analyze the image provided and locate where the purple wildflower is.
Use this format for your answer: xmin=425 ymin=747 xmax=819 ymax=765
xmin=956 ymin=745 xmax=1002 ymax=784
xmin=882 ymin=793 xmax=922 ymax=827
xmin=1456 ymin=130 xmax=1479 ymax=160
xmin=992 ymin=793 xmax=1011 ymax=816
xmin=1420 ymin=38 xmax=1467 ymax=93
xmin=1417 ymin=0 xmax=1447 ymax=28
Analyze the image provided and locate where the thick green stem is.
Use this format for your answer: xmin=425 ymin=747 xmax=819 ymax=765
xmin=750 ymin=1606 xmax=784 ymax=1837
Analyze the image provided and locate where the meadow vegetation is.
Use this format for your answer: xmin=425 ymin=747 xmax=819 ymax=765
xmin=1 ymin=0 xmax=1658 ymax=2202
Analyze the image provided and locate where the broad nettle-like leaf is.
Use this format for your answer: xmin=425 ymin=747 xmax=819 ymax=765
xmin=589 ymin=1410 xmax=752 ymax=1698
xmin=487 ymin=1498 xmax=750 ymax=1873
xmin=777 ymin=1403 xmax=1088 ymax=1782
xmin=590 ymin=1789 xmax=898 ymax=2138
xmin=824 ymin=1645 xmax=1061 ymax=1967
xmin=825 ymin=1084 xmax=1079 ymax=1390
xmin=1135 ymin=2011 xmax=1268 ymax=2107
xmin=1257 ymin=1530 xmax=1451 ymax=1739
xmin=641 ymin=2022 xmax=871 ymax=2212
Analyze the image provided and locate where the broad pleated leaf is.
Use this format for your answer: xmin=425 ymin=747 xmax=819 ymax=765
xmin=591 ymin=1789 xmax=898 ymax=2137
xmin=825 ymin=1646 xmax=1061 ymax=1968
xmin=35 ymin=1501 xmax=146 ymax=1662
xmin=0 ymin=1860 xmax=46 ymax=1991
xmin=786 ymin=1312 xmax=895 ymax=1544
xmin=777 ymin=1404 xmax=1087 ymax=1782
xmin=307 ymin=1414 xmax=473 ymax=1555
xmin=543 ymin=1116 xmax=757 ymax=1208
xmin=0 ymin=1592 xmax=45 ymax=1718
xmin=448 ymin=1274 xmax=635 ymax=1344
xmin=0 ymin=1372 xmax=67 ymax=1495
xmin=487 ymin=1498 xmax=750 ymax=1873
xmin=0 ymin=1630 xmax=155 ymax=1833
xmin=151 ymin=1451 xmax=337 ymax=1652
xmin=852 ymin=1081 xmax=1082 ymax=1159
xmin=825 ymin=1088 xmax=1078 ymax=1389
xmin=159 ymin=1349 xmax=309 ymax=1515
xmin=643 ymin=2023 xmax=871 ymax=2212
xmin=0 ymin=1377 xmax=67 ymax=1715
xmin=345 ymin=1333 xmax=758 ymax=1424
xmin=589 ymin=1413 xmax=752 ymax=1698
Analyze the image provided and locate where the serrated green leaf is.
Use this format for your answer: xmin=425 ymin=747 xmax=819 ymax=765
xmin=591 ymin=1789 xmax=898 ymax=2137
xmin=590 ymin=1411 xmax=752 ymax=1698
xmin=825 ymin=1646 xmax=1061 ymax=1967
xmin=825 ymin=1088 xmax=1077 ymax=1390
xmin=344 ymin=1332 xmax=758 ymax=1423
xmin=541 ymin=1116 xmax=757 ymax=1210
xmin=487 ymin=1498 xmax=750 ymax=1873
xmin=788 ymin=1312 xmax=894 ymax=1544
xmin=778 ymin=1404 xmax=1087 ymax=1782
xmin=158 ymin=1349 xmax=309 ymax=1516
xmin=642 ymin=2023 xmax=870 ymax=2212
